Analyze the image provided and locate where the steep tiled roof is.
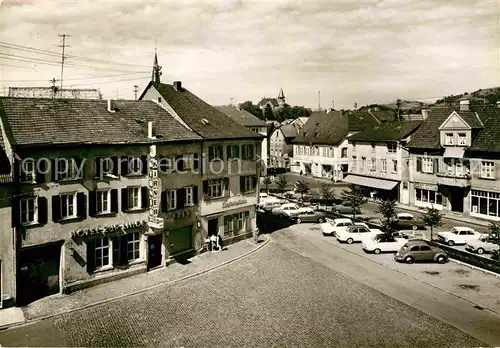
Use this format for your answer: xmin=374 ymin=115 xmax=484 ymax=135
xmin=216 ymin=105 xmax=267 ymax=127
xmin=348 ymin=120 xmax=423 ymax=142
xmin=469 ymin=105 xmax=500 ymax=152
xmin=407 ymin=105 xmax=487 ymax=149
xmin=0 ymin=97 xmax=202 ymax=146
xmin=292 ymin=110 xmax=379 ymax=145
xmin=148 ymin=83 xmax=260 ymax=140
xmin=280 ymin=124 xmax=300 ymax=139
xmin=369 ymin=109 xmax=395 ymax=122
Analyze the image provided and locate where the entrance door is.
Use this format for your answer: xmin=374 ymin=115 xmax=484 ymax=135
xmin=147 ymin=234 xmax=163 ymax=270
xmin=208 ymin=218 xmax=219 ymax=236
xmin=168 ymin=226 xmax=192 ymax=256
xmin=17 ymin=242 xmax=62 ymax=306
xmin=449 ymin=187 xmax=464 ymax=212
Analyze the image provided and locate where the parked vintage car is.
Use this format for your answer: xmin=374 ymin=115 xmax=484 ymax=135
xmin=271 ymin=203 xmax=307 ymax=218
xmin=362 ymin=233 xmax=408 ymax=254
xmin=336 ymin=224 xmax=382 ymax=244
xmin=320 ymin=218 xmax=353 ymax=236
xmin=258 ymin=199 xmax=285 ymax=213
xmin=333 ymin=204 xmax=361 ymax=215
xmin=291 ymin=208 xmax=326 ymax=224
xmin=465 ymin=235 xmax=500 ymax=254
xmin=394 ymin=240 xmax=448 ymax=264
xmin=436 ymin=226 xmax=487 ymax=246
xmin=390 ymin=213 xmax=426 ymax=231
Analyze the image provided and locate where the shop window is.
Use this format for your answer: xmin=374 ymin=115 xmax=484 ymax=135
xmin=127 ymin=232 xmax=141 ymax=261
xmin=471 ymin=189 xmax=500 ymax=217
xmin=479 ymin=197 xmax=488 ymax=215
xmin=415 ymin=188 xmax=442 ymax=205
xmin=224 ymin=212 xmax=248 ymax=235
xmin=95 ymin=237 xmax=110 ymax=269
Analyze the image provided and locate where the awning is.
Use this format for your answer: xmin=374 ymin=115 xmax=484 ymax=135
xmin=443 ymin=147 xmax=465 ymax=158
xmin=342 ymin=175 xmax=398 ymax=191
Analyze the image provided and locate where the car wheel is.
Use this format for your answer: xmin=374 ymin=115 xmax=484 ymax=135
xmin=404 ymin=256 xmax=414 ymax=264
xmin=296 ymin=218 xmax=302 ymax=224
xmin=374 ymin=248 xmax=381 ymax=255
xmin=318 ymin=217 xmax=325 ymax=223
xmin=280 ymin=214 xmax=286 ymax=219
xmin=477 ymin=248 xmax=485 ymax=255
xmin=346 ymin=238 xmax=354 ymax=244
xmin=412 ymin=225 xmax=418 ymax=231
xmin=436 ymin=255 xmax=447 ymax=264
xmin=447 ymin=240 xmax=455 ymax=246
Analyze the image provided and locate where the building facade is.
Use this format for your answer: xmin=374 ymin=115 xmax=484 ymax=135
xmin=269 ymin=124 xmax=298 ymax=170
xmin=0 ymin=97 xmax=203 ymax=305
xmin=343 ymin=121 xmax=422 ymax=202
xmin=292 ymin=110 xmax=381 ymax=181
xmin=139 ymin=65 xmax=261 ymax=246
xmin=407 ymin=101 xmax=500 ymax=221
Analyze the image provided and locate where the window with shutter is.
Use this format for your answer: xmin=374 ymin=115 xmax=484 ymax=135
xmin=36 ymin=159 xmax=47 ymax=184
xmin=416 ymin=157 xmax=422 ymax=172
xmin=110 ymin=189 xmax=118 ymax=213
xmin=140 ymin=187 xmax=148 ymax=209
xmin=120 ymin=157 xmax=129 ymax=176
xmin=193 ymin=153 xmax=199 ymax=170
xmin=89 ymin=191 xmax=97 ymax=216
xmin=77 ymin=192 xmax=87 ymax=218
xmin=193 ymin=186 xmax=199 ymax=204
xmin=52 ymin=195 xmax=61 ymax=221
xmin=177 ymin=188 xmax=185 ymax=209
xmin=141 ymin=156 xmax=148 ymax=175
xmin=167 ymin=189 xmax=177 ymax=210
xmin=37 ymin=197 xmax=48 ymax=225
xmin=176 ymin=155 xmax=184 ymax=172
xmin=161 ymin=191 xmax=168 ymax=212
xmin=121 ymin=188 xmax=128 ymax=212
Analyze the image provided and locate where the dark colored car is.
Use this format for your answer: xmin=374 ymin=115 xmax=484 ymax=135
xmin=390 ymin=213 xmax=426 ymax=231
xmin=291 ymin=208 xmax=326 ymax=224
xmin=394 ymin=240 xmax=448 ymax=264
xmin=333 ymin=204 xmax=361 ymax=215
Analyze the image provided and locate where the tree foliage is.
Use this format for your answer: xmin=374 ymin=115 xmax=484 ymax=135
xmin=377 ymin=199 xmax=396 ymax=234
xmin=262 ymin=176 xmax=272 ymax=192
xmin=263 ymin=104 xmax=275 ymax=121
xmin=340 ymin=184 xmax=367 ymax=219
xmin=295 ymin=180 xmax=310 ymax=201
xmin=319 ymin=183 xmax=335 ymax=207
xmin=239 ymin=101 xmax=263 ymax=119
xmin=422 ymin=207 xmax=443 ymax=241
xmin=275 ymin=175 xmax=288 ymax=193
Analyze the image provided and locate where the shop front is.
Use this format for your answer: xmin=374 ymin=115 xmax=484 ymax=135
xmin=64 ymin=219 xmax=148 ymax=292
xmin=343 ymin=174 xmax=399 ymax=200
xmin=412 ymin=183 xmax=445 ymax=210
xmin=470 ymin=189 xmax=500 ymax=221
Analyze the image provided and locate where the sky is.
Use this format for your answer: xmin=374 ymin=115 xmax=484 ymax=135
xmin=0 ymin=0 xmax=499 ymax=109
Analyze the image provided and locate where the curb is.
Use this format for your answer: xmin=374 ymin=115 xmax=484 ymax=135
xmin=449 ymin=258 xmax=500 ymax=278
xmin=4 ymin=236 xmax=271 ymax=331
xmin=396 ymin=205 xmax=491 ymax=228
xmin=320 ymin=238 xmax=500 ymax=318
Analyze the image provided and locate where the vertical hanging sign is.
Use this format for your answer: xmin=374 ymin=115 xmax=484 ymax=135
xmin=148 ymin=145 xmax=164 ymax=229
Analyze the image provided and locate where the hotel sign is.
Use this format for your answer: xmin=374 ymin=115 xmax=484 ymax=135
xmin=414 ymin=183 xmax=438 ymax=191
xmin=148 ymin=151 xmax=164 ymax=229
xmin=222 ymin=199 xmax=248 ymax=209
xmin=71 ymin=220 xmax=146 ymax=239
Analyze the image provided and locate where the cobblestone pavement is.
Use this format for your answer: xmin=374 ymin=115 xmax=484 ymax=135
xmin=0 ymin=236 xmax=488 ymax=347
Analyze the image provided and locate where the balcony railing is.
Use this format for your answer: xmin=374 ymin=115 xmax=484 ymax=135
xmin=436 ymin=171 xmax=471 ymax=187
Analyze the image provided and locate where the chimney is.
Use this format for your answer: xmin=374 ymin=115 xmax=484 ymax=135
xmin=107 ymin=99 xmax=115 ymax=113
xmin=460 ymin=100 xmax=469 ymax=111
xmin=421 ymin=109 xmax=429 ymax=120
xmin=173 ymin=81 xmax=182 ymax=91
xmin=147 ymin=121 xmax=154 ymax=139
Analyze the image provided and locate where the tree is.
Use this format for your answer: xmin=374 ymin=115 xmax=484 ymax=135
xmin=319 ymin=183 xmax=335 ymax=210
xmin=295 ymin=180 xmax=310 ymax=201
xmin=275 ymin=175 xmax=288 ymax=193
xmin=490 ymin=222 xmax=500 ymax=260
xmin=239 ymin=101 xmax=263 ymax=120
xmin=263 ymin=104 xmax=275 ymax=121
xmin=262 ymin=176 xmax=272 ymax=193
xmin=422 ymin=207 xmax=443 ymax=241
xmin=340 ymin=184 xmax=367 ymax=219
xmin=377 ymin=199 xmax=396 ymax=235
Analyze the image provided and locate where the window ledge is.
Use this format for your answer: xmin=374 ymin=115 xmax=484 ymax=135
xmin=123 ymin=173 xmax=146 ymax=178
xmin=128 ymin=258 xmax=145 ymax=266
xmin=126 ymin=207 xmax=147 ymax=213
xmin=479 ymin=176 xmax=496 ymax=181
xmin=58 ymin=216 xmax=85 ymax=224
xmin=21 ymin=221 xmax=41 ymax=227
xmin=93 ymin=265 xmax=114 ymax=274
xmin=94 ymin=212 xmax=117 ymax=217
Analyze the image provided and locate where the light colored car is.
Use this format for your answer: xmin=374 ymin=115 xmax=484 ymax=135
xmin=292 ymin=208 xmax=326 ymax=224
xmin=465 ymin=235 xmax=500 ymax=255
xmin=362 ymin=233 xmax=408 ymax=254
xmin=394 ymin=240 xmax=448 ymax=264
xmin=259 ymin=192 xmax=269 ymax=200
xmin=336 ymin=224 xmax=382 ymax=244
xmin=258 ymin=199 xmax=284 ymax=213
xmin=320 ymin=218 xmax=353 ymax=236
xmin=271 ymin=203 xmax=306 ymax=217
xmin=436 ymin=226 xmax=487 ymax=246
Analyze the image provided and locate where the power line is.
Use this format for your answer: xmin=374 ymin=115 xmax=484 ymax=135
xmin=58 ymin=34 xmax=71 ymax=89
xmin=67 ymin=75 xmax=149 ymax=87
xmin=0 ymin=41 xmax=150 ymax=68
xmin=0 ymin=72 xmax=149 ymax=83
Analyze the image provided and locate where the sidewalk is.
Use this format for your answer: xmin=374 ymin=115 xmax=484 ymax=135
xmin=1 ymin=235 xmax=269 ymax=328
xmin=395 ymin=203 xmax=492 ymax=227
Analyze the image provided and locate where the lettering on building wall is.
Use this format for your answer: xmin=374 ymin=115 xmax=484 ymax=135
xmin=222 ymin=199 xmax=248 ymax=209
xmin=71 ymin=220 xmax=147 ymax=239
xmin=414 ymin=183 xmax=438 ymax=191
xmin=148 ymin=153 xmax=164 ymax=229
xmin=172 ymin=210 xmax=191 ymax=220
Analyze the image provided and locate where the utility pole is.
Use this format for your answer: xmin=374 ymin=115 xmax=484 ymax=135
xmin=396 ymin=98 xmax=401 ymax=121
xmin=58 ymin=34 xmax=71 ymax=89
xmin=133 ymin=85 xmax=139 ymax=101
xmin=50 ymin=78 xmax=59 ymax=98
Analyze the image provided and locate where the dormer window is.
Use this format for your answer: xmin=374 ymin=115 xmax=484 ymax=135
xmin=445 ymin=133 xmax=454 ymax=146
xmin=458 ymin=133 xmax=467 ymax=146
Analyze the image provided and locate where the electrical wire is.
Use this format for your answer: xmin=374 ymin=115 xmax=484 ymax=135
xmin=0 ymin=72 xmax=149 ymax=83
xmin=67 ymin=75 xmax=150 ymax=87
